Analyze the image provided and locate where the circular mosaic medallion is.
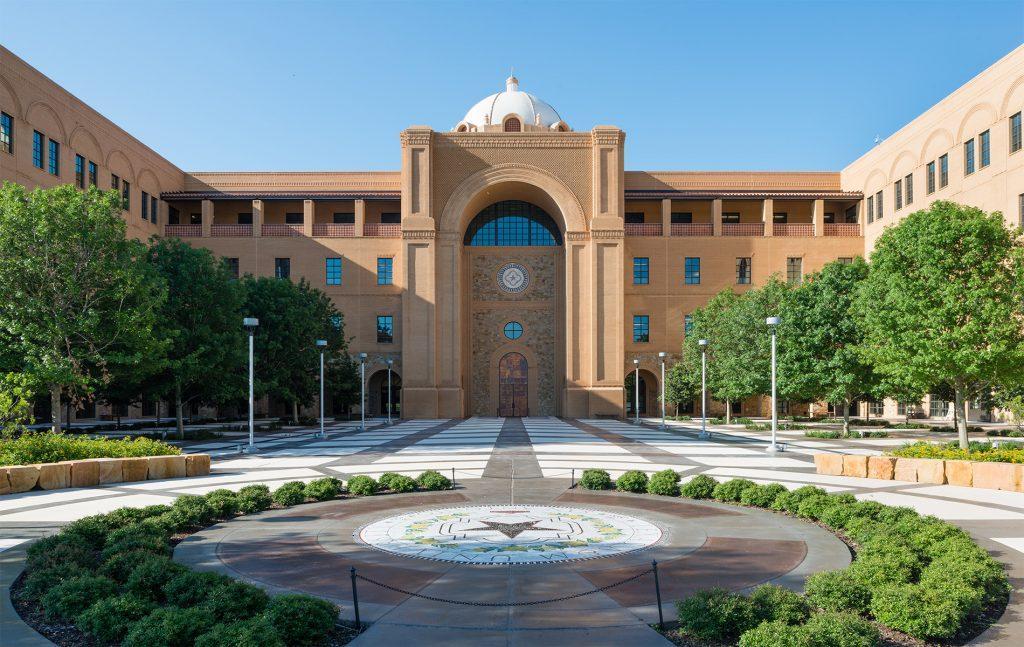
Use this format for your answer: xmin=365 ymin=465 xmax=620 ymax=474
xmin=497 ymin=263 xmax=529 ymax=293
xmin=356 ymin=505 xmax=662 ymax=565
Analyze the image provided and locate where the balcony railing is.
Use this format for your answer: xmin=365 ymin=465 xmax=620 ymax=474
xmin=164 ymin=224 xmax=201 ymax=237
xmin=211 ymin=224 xmax=253 ymax=237
xmin=773 ymin=223 xmax=814 ymax=237
xmin=670 ymin=223 xmax=714 ymax=237
xmin=262 ymin=224 xmax=304 ymax=237
xmin=312 ymin=223 xmax=355 ymax=238
xmin=624 ymin=223 xmax=662 ymax=237
xmin=364 ymin=223 xmax=401 ymax=237
xmin=824 ymin=223 xmax=861 ymax=237
xmin=722 ymin=223 xmax=764 ymax=236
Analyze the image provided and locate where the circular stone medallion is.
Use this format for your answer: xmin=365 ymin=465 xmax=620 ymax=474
xmin=497 ymin=263 xmax=529 ymax=293
xmin=356 ymin=505 xmax=662 ymax=564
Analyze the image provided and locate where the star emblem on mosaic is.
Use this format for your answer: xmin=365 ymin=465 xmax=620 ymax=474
xmin=356 ymin=505 xmax=662 ymax=564
xmin=497 ymin=263 xmax=529 ymax=293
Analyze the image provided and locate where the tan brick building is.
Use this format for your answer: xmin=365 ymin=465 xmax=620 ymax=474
xmin=2 ymin=44 xmax=1022 ymax=421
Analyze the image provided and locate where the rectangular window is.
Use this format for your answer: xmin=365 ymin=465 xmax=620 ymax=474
xmin=838 ymin=257 xmax=854 ymax=264
xmin=964 ymin=138 xmax=975 ymax=174
xmin=333 ymin=212 xmax=354 ymax=224
xmin=632 ymin=257 xmax=649 ymax=285
xmin=980 ymin=130 xmax=990 ymax=168
xmin=377 ymin=315 xmax=394 ymax=343
xmin=929 ymin=395 xmax=948 ymax=418
xmin=624 ymin=212 xmax=645 ymax=224
xmin=844 ymin=205 xmax=858 ymax=223
xmin=377 ymin=257 xmax=393 ymax=285
xmin=773 ymin=212 xmax=788 ymax=224
xmin=722 ymin=212 xmax=740 ymax=224
xmin=75 ymin=154 xmax=85 ymax=188
xmin=325 ymin=257 xmax=342 ymax=285
xmin=141 ymin=191 xmax=149 ymax=220
xmin=274 ymin=258 xmax=290 ymax=279
xmin=1012 ymin=112 xmax=1022 ymax=153
xmin=875 ymin=191 xmax=882 ymax=220
xmin=168 ymin=206 xmax=180 ymax=225
xmin=122 ymin=180 xmax=130 ymax=211
xmin=32 ymin=131 xmax=43 ymax=168
xmin=894 ymin=179 xmax=902 ymax=210
xmin=88 ymin=161 xmax=97 ymax=186
xmin=285 ymin=212 xmax=303 ymax=224
xmin=786 ymin=257 xmax=803 ymax=285
xmin=111 ymin=174 xmax=119 ymax=192
xmin=671 ymin=212 xmax=692 ymax=224
xmin=684 ymin=314 xmax=694 ymax=335
xmin=926 ymin=161 xmax=936 ymax=194
xmin=237 ymin=212 xmax=253 ymax=225
xmin=151 ymin=196 xmax=158 ymax=224
xmin=632 ymin=315 xmax=649 ymax=343
xmin=866 ymin=195 xmax=874 ymax=223
xmin=381 ymin=212 xmax=401 ymax=224
xmin=684 ymin=257 xmax=700 ymax=285
xmin=736 ymin=257 xmax=751 ymax=284
xmin=904 ymin=173 xmax=913 ymax=205
xmin=939 ymin=154 xmax=949 ymax=187
xmin=225 ymin=257 xmax=239 ymax=279
xmin=824 ymin=212 xmax=835 ymax=224
xmin=48 ymin=139 xmax=59 ymax=176
xmin=0 ymin=112 xmax=12 ymax=154
xmin=869 ymin=401 xmax=885 ymax=416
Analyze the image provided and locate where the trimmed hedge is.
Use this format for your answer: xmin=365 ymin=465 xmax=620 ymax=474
xmin=647 ymin=469 xmax=680 ymax=496
xmin=417 ymin=469 xmax=452 ymax=490
xmin=0 ymin=431 xmax=180 ymax=466
xmin=680 ymin=474 xmax=717 ymax=499
xmin=579 ymin=468 xmax=613 ymax=490
xmin=888 ymin=440 xmax=1024 ymax=463
xmin=615 ymin=470 xmax=649 ymax=493
xmin=271 ymin=481 xmax=307 ymax=507
xmin=347 ymin=475 xmax=378 ymax=495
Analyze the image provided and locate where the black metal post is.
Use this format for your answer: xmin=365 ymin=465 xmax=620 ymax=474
xmin=571 ymin=468 xmax=575 ymax=488
xmin=350 ymin=566 xmax=361 ymax=631
xmin=652 ymin=560 xmax=664 ymax=631
xmin=451 ymin=466 xmax=456 ymax=490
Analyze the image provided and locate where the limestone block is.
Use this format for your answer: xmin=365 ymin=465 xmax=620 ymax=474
xmin=95 ymin=458 xmax=125 ymax=484
xmin=148 ymin=455 xmax=187 ymax=480
xmin=185 ymin=454 xmax=210 ymax=477
xmin=945 ymin=460 xmax=973 ymax=487
xmin=37 ymin=463 xmax=71 ymax=490
xmin=7 ymin=465 xmax=40 ymax=492
xmin=814 ymin=453 xmax=844 ymax=476
xmin=972 ymin=462 xmax=1019 ymax=491
xmin=121 ymin=457 xmax=150 ymax=482
xmin=867 ymin=456 xmax=896 ymax=480
xmin=841 ymin=455 xmax=868 ymax=478
xmin=69 ymin=460 xmax=100 ymax=488
xmin=915 ymin=459 xmax=946 ymax=484
xmin=0 ymin=468 xmax=10 ymax=495
xmin=165 ymin=455 xmax=187 ymax=479
xmin=894 ymin=458 xmax=920 ymax=482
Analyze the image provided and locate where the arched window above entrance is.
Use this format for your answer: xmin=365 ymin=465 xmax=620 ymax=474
xmin=465 ymin=200 xmax=562 ymax=246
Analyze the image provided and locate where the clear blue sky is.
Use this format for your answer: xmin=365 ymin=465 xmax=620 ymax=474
xmin=4 ymin=0 xmax=1022 ymax=172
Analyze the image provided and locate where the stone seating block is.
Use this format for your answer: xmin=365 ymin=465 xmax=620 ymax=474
xmin=972 ymin=462 xmax=1019 ymax=491
xmin=814 ymin=453 xmax=843 ymax=476
xmin=841 ymin=455 xmax=868 ymax=478
xmin=69 ymin=460 xmax=100 ymax=488
xmin=894 ymin=458 xmax=920 ymax=482
xmin=185 ymin=454 xmax=210 ymax=477
xmin=148 ymin=455 xmax=187 ymax=480
xmin=0 ymin=468 xmax=10 ymax=495
xmin=915 ymin=459 xmax=946 ymax=484
xmin=7 ymin=465 xmax=40 ymax=493
xmin=95 ymin=458 xmax=125 ymax=484
xmin=37 ymin=462 xmax=71 ymax=490
xmin=867 ymin=456 xmax=896 ymax=480
xmin=945 ymin=460 xmax=973 ymax=487
xmin=121 ymin=457 xmax=150 ymax=482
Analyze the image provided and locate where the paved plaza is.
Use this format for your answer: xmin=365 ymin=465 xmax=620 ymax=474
xmin=3 ymin=417 xmax=1024 ymax=644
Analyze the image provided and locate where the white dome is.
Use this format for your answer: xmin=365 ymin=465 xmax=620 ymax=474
xmin=457 ymin=76 xmax=567 ymax=131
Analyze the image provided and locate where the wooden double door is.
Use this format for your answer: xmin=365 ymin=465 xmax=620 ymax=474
xmin=498 ymin=352 xmax=528 ymax=417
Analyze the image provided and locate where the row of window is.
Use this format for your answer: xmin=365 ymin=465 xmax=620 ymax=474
xmin=74 ymin=154 xmax=98 ymax=189
xmin=626 ymin=208 xmax=858 ymax=225
xmin=228 ymin=256 xmax=397 ymax=286
xmin=631 ymin=256 xmax=831 ymax=286
xmin=31 ymin=130 xmax=60 ymax=176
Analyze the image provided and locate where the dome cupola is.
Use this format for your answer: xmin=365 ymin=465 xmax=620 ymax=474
xmin=454 ymin=75 xmax=569 ymax=133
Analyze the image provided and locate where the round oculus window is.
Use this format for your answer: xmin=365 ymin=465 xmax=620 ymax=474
xmin=497 ymin=263 xmax=529 ymax=293
xmin=504 ymin=322 xmax=523 ymax=340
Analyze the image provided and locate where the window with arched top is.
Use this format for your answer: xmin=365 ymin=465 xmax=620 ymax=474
xmin=456 ymin=124 xmax=468 ymax=132
xmin=504 ymin=117 xmax=521 ymax=132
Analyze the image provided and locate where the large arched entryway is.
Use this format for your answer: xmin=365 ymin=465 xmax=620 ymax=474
xmin=625 ymin=369 xmax=659 ymax=417
xmin=497 ymin=352 xmax=529 ymax=416
xmin=367 ymin=369 xmax=402 ymax=418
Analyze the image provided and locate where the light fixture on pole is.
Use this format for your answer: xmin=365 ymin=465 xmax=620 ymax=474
xmin=359 ymin=352 xmax=367 ymax=432
xmin=658 ymin=352 xmax=667 ymax=430
xmin=633 ymin=358 xmax=641 ymax=425
xmin=316 ymin=340 xmax=327 ymax=439
xmin=242 ymin=317 xmax=259 ymax=453
xmin=386 ymin=358 xmax=394 ymax=425
xmin=699 ymin=339 xmax=710 ymax=439
xmin=766 ymin=316 xmax=784 ymax=453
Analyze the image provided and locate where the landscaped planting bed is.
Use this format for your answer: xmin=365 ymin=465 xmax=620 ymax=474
xmin=0 ymin=432 xmax=179 ymax=466
xmin=889 ymin=441 xmax=1024 ymax=463
xmin=11 ymin=470 xmax=454 ymax=646
xmin=578 ymin=469 xmax=1009 ymax=646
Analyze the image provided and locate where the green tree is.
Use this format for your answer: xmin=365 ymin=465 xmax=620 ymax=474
xmin=0 ymin=373 xmax=34 ymax=438
xmin=676 ymin=290 xmax=741 ymax=421
xmin=856 ymin=201 xmax=1024 ymax=448
xmin=777 ymin=258 xmax=881 ymax=435
xmin=0 ymin=183 xmax=166 ymax=431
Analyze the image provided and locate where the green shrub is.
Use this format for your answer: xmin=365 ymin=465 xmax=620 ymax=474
xmin=888 ymin=440 xmax=1024 ymax=463
xmin=162 ymin=570 xmax=232 ymax=607
xmin=105 ymin=504 xmax=170 ymax=528
xmin=122 ymin=607 xmax=216 ymax=647
xmin=870 ymin=582 xmax=979 ymax=640
xmin=804 ymin=430 xmax=842 ymax=439
xmin=19 ymin=563 xmax=89 ymax=601
xmin=615 ymin=470 xmax=649 ymax=493
xmin=99 ymin=549 xmax=158 ymax=582
xmin=738 ymin=621 xmax=811 ymax=647
xmin=676 ymin=587 xmax=755 ymax=642
xmin=236 ymin=484 xmax=273 ymax=513
xmin=263 ymin=593 xmax=339 ymax=646
xmin=804 ymin=570 xmax=871 ymax=613
xmin=712 ymin=478 xmax=757 ymax=502
xmin=796 ymin=494 xmax=833 ymax=520
xmin=272 ymin=481 xmax=307 ymax=506
xmin=771 ymin=485 xmax=827 ymax=514
xmin=378 ymin=472 xmax=404 ymax=490
xmin=0 ymin=431 xmax=179 ymax=466
xmin=379 ymin=472 xmax=416 ymax=492
xmin=579 ymin=468 xmax=612 ymax=490
xmin=416 ymin=469 xmax=452 ymax=490
xmin=169 ymin=494 xmax=216 ymax=528
xmin=201 ymin=580 xmax=269 ymax=622
xmin=101 ymin=523 xmax=169 ymax=560
xmin=62 ymin=514 xmax=114 ymax=549
xmin=920 ymin=552 xmax=1010 ymax=607
xmin=645 ymin=469 xmax=679 ymax=496
xmin=818 ymin=501 xmax=859 ymax=529
xmin=875 ymin=505 xmax=918 ymax=525
xmin=304 ymin=477 xmax=342 ymax=501
xmin=849 ymin=543 xmax=921 ymax=587
xmin=803 ymin=611 xmax=880 ymax=647
xmin=25 ymin=534 xmax=95 ymax=572
xmin=741 ymin=483 xmax=787 ymax=508
xmin=77 ymin=593 xmax=155 ymax=643
xmin=680 ymin=474 xmax=718 ymax=499
xmin=749 ymin=584 xmax=809 ymax=625
xmin=126 ymin=554 xmax=187 ymax=600
xmin=195 ymin=618 xmax=285 ymax=647
xmin=204 ymin=489 xmax=239 ymax=518
xmin=41 ymin=574 xmax=118 ymax=621
xmin=347 ymin=474 xmax=378 ymax=495
xmin=842 ymin=516 xmax=883 ymax=544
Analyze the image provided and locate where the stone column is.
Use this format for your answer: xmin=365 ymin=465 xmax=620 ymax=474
xmin=661 ymin=198 xmax=671 ymax=237
xmin=252 ymin=199 xmax=263 ymax=237
xmin=354 ymin=199 xmax=366 ymax=237
xmin=812 ymin=199 xmax=825 ymax=237
xmin=762 ymin=198 xmax=774 ymax=237
xmin=564 ymin=232 xmax=591 ymax=417
xmin=201 ymin=199 xmax=213 ymax=237
xmin=303 ymin=199 xmax=314 ymax=237
xmin=856 ymin=200 xmax=864 ymax=235
xmin=712 ymin=199 xmax=723 ymax=236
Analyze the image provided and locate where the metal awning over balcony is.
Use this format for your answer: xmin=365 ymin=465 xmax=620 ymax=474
xmin=160 ymin=190 xmax=401 ymax=201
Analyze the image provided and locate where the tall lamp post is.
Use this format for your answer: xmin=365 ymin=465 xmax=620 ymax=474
xmin=766 ymin=316 xmax=783 ymax=453
xmin=633 ymin=358 xmax=640 ymax=424
xmin=386 ymin=358 xmax=394 ymax=425
xmin=316 ymin=339 xmax=327 ymax=439
xmin=658 ymin=352 xmax=667 ymax=429
xmin=243 ymin=317 xmax=259 ymax=453
xmin=699 ymin=339 xmax=710 ymax=439
xmin=359 ymin=352 xmax=367 ymax=432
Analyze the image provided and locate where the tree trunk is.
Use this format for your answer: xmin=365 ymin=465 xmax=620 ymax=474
xmin=50 ymin=384 xmax=61 ymax=433
xmin=842 ymin=398 xmax=851 ymax=437
xmin=175 ymin=384 xmax=185 ymax=440
xmin=954 ymin=388 xmax=969 ymax=449
xmin=292 ymin=401 xmax=299 ymax=424
xmin=808 ymin=402 xmax=814 ymax=419
xmin=725 ymin=400 xmax=731 ymax=424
